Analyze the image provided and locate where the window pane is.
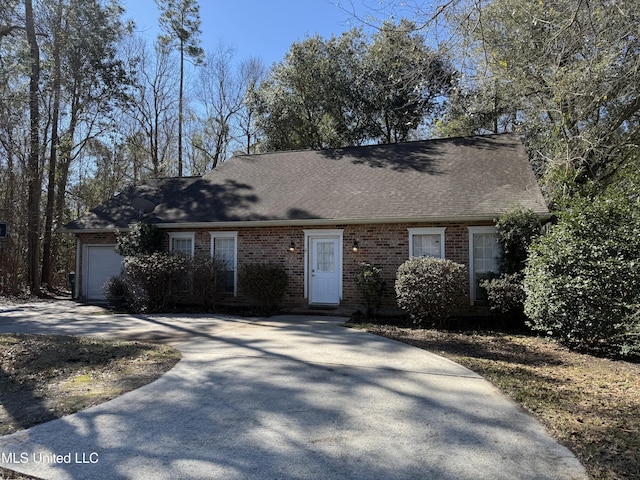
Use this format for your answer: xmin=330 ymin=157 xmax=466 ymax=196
xmin=473 ymin=233 xmax=500 ymax=273
xmin=213 ymin=236 xmax=236 ymax=293
xmin=172 ymin=238 xmax=192 ymax=257
xmin=413 ymin=234 xmax=441 ymax=258
xmin=473 ymin=233 xmax=500 ymax=301
xmin=317 ymin=241 xmax=335 ymax=272
xmin=214 ymin=238 xmax=235 ymax=267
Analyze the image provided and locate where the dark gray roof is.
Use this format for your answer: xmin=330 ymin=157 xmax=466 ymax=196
xmin=65 ymin=134 xmax=549 ymax=231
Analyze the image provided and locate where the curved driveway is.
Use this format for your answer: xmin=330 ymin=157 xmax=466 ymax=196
xmin=0 ymin=302 xmax=587 ymax=480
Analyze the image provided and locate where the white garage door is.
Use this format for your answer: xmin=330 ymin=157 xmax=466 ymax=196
xmin=83 ymin=245 xmax=123 ymax=300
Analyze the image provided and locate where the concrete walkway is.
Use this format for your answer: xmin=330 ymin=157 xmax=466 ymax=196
xmin=0 ymin=301 xmax=587 ymax=480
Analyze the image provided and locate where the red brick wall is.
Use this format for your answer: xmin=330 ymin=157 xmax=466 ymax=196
xmin=77 ymin=221 xmax=493 ymax=313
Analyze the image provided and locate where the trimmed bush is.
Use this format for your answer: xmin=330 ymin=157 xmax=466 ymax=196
xmin=481 ymin=272 xmax=525 ymax=315
xmin=190 ymin=256 xmax=229 ymax=310
xmin=104 ymin=271 xmax=150 ymax=313
xmin=239 ymin=263 xmax=288 ymax=314
xmin=116 ymin=253 xmax=187 ymax=313
xmin=524 ymin=192 xmax=640 ymax=357
xmin=103 ymin=275 xmax=132 ymax=312
xmin=481 ymin=207 xmax=542 ymax=317
xmin=395 ymin=257 xmax=467 ymax=325
xmin=354 ymin=262 xmax=385 ymax=317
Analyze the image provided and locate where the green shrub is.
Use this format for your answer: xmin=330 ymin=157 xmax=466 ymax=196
xmin=121 ymin=253 xmax=188 ymax=312
xmin=190 ymin=256 xmax=229 ymax=309
xmin=481 ymin=272 xmax=525 ymax=315
xmin=524 ymin=192 xmax=640 ymax=357
xmin=239 ymin=263 xmax=288 ymax=314
xmin=115 ymin=221 xmax=163 ymax=256
xmin=395 ymin=257 xmax=467 ymax=325
xmin=495 ymin=206 xmax=542 ymax=274
xmin=354 ymin=262 xmax=385 ymax=317
xmin=481 ymin=207 xmax=542 ymax=316
xmin=104 ymin=272 xmax=149 ymax=313
xmin=104 ymin=275 xmax=132 ymax=312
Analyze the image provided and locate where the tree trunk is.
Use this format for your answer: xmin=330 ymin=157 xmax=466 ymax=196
xmin=42 ymin=0 xmax=64 ymax=288
xmin=178 ymin=39 xmax=184 ymax=176
xmin=25 ymin=0 xmax=41 ymax=294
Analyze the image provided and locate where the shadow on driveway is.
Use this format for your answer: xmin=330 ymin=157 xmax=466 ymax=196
xmin=0 ymin=302 xmax=588 ymax=480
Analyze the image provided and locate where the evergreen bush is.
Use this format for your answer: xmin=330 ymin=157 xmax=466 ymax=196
xmin=482 ymin=272 xmax=526 ymax=315
xmin=524 ymin=192 xmax=640 ymax=356
xmin=239 ymin=263 xmax=288 ymax=314
xmin=354 ymin=262 xmax=385 ymax=317
xmin=481 ymin=206 xmax=542 ymax=316
xmin=122 ymin=253 xmax=187 ymax=312
xmin=190 ymin=256 xmax=229 ymax=310
xmin=103 ymin=275 xmax=131 ymax=312
xmin=395 ymin=257 xmax=467 ymax=325
xmin=115 ymin=221 xmax=163 ymax=257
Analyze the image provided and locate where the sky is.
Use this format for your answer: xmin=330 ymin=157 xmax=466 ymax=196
xmin=121 ymin=0 xmax=383 ymax=67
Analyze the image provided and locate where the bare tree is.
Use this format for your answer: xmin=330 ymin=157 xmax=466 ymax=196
xmin=191 ymin=45 xmax=266 ymax=172
xmin=156 ymin=0 xmax=204 ymax=177
xmin=236 ymin=56 xmax=267 ymax=155
xmin=126 ymin=37 xmax=179 ymax=177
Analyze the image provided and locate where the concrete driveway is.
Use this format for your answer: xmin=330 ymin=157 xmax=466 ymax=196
xmin=0 ymin=301 xmax=587 ymax=480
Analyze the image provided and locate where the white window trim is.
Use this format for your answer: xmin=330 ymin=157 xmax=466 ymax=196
xmin=408 ymin=227 xmax=446 ymax=258
xmin=210 ymin=231 xmax=238 ymax=296
xmin=467 ymin=226 xmax=498 ymax=305
xmin=169 ymin=232 xmax=195 ymax=256
xmin=303 ymin=229 xmax=344 ymax=302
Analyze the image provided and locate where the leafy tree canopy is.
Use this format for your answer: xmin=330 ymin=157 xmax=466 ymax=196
xmin=436 ymin=0 xmax=640 ymax=206
xmin=251 ymin=20 xmax=455 ymax=151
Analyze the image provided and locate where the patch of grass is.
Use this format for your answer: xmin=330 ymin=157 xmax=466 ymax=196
xmin=0 ymin=334 xmax=181 ymax=436
xmin=353 ymin=324 xmax=640 ymax=480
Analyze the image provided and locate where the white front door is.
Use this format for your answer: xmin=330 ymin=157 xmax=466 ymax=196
xmin=310 ymin=237 xmax=341 ymax=304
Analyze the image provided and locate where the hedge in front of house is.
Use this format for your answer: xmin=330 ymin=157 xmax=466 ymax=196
xmin=238 ymin=263 xmax=288 ymax=315
xmin=105 ymin=253 xmax=187 ymax=313
xmin=354 ymin=262 xmax=385 ymax=318
xmin=395 ymin=256 xmax=467 ymax=326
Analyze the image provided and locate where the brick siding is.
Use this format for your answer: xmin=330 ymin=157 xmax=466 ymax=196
xmin=76 ymin=222 xmax=494 ymax=314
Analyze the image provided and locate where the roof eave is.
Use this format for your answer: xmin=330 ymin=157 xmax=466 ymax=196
xmin=64 ymin=211 xmax=551 ymax=233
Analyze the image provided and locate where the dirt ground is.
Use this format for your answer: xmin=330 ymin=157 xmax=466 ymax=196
xmin=0 ymin=334 xmax=181 ymax=436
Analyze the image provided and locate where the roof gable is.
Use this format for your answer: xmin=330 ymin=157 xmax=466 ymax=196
xmin=65 ymin=134 xmax=549 ymax=231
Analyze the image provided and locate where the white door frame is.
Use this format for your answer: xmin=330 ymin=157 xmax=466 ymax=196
xmin=304 ymin=229 xmax=343 ymax=304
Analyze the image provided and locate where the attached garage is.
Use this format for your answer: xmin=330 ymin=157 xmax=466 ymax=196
xmin=82 ymin=245 xmax=123 ymax=300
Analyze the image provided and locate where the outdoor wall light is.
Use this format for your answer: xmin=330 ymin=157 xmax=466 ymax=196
xmin=289 ymin=241 xmax=296 ymax=252
xmin=352 ymin=240 xmax=359 ymax=252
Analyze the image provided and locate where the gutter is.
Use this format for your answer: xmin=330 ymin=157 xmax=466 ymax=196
xmin=63 ymin=211 xmax=552 ymax=234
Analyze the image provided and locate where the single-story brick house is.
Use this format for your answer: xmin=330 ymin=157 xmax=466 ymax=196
xmin=65 ymin=133 xmax=549 ymax=313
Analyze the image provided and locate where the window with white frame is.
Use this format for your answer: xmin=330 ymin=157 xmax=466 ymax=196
xmin=468 ymin=226 xmax=502 ymax=304
xmin=169 ymin=232 xmax=195 ymax=292
xmin=408 ymin=227 xmax=446 ymax=258
xmin=210 ymin=232 xmax=238 ymax=294
xmin=169 ymin=232 xmax=195 ymax=257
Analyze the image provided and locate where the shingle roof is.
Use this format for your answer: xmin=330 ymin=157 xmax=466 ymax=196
xmin=65 ymin=134 xmax=549 ymax=231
